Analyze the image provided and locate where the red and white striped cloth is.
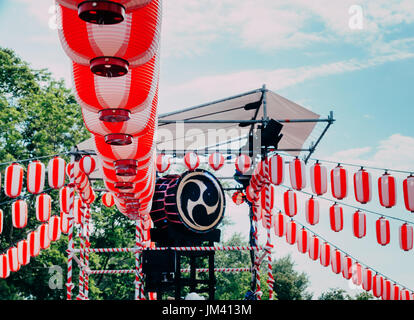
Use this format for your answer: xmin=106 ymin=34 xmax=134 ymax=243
xmin=342 ymin=255 xmax=353 ymax=280
xmin=235 ymin=154 xmax=251 ymax=174
xmin=305 ymin=197 xmax=319 ymax=225
xmin=331 ymin=249 xmax=342 ymax=274
xmin=353 ymin=169 xmax=372 ymax=204
xmin=378 ymin=173 xmax=396 ymax=208
xmin=352 ymin=210 xmax=366 ymax=239
xmin=183 ymin=152 xmax=200 ymax=171
xmin=209 ymin=152 xmax=225 ymax=171
xmin=260 ymin=184 xmax=274 ymax=214
xmin=273 ymin=212 xmax=286 ymax=237
xmin=372 ymin=274 xmax=383 ymax=298
xmin=79 ymin=155 xmax=96 ymax=176
xmin=27 ymin=160 xmax=45 ymax=194
xmin=308 ymin=235 xmax=320 ymax=261
xmin=0 ymin=254 xmax=9 ymax=279
xmin=12 ymin=200 xmax=28 ymax=229
xmin=156 ymin=154 xmax=170 ymax=173
xmin=17 ymin=239 xmax=30 ymax=266
xmin=7 ymin=247 xmax=20 ymax=272
xmin=289 ymin=157 xmax=306 ymax=191
xmin=376 ymin=217 xmax=390 ymax=246
xmin=286 ymin=220 xmax=297 ymax=245
xmin=4 ymin=163 xmax=24 ymax=198
xmin=310 ymin=162 xmax=327 ymax=196
xmin=36 ymin=193 xmax=52 ymax=222
xmin=403 ymin=175 xmax=414 ymax=212
xmin=319 ymin=242 xmax=331 ymax=267
xmin=399 ymin=223 xmax=413 ymax=251
xmin=297 ymin=228 xmax=309 ymax=254
xmin=329 ymin=204 xmax=343 ymax=232
xmin=362 ymin=268 xmax=373 ymax=291
xmin=284 ymin=190 xmax=297 ymax=217
xmin=330 ymin=165 xmax=347 ymax=200
xmin=28 ymin=230 xmax=40 ymax=257
xmin=267 ymin=154 xmax=284 ymax=185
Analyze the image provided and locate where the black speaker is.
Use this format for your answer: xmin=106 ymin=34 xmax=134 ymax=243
xmin=260 ymin=119 xmax=283 ymax=149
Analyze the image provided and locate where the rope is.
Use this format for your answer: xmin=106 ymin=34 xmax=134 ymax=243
xmin=0 ymin=187 xmax=55 ymax=207
xmin=87 ymin=268 xmax=252 ymax=275
xmin=0 ymin=152 xmax=71 ymax=167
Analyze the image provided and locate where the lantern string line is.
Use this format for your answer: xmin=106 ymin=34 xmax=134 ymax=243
xmin=0 ymin=188 xmax=55 ymax=207
xmin=0 ymin=152 xmax=71 ymax=167
xmin=275 ymin=208 xmax=413 ymax=293
xmin=279 ymin=184 xmax=414 ymax=226
xmin=274 ymin=151 xmax=414 ymax=176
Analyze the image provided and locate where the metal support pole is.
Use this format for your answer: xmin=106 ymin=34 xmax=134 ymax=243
xmin=135 ymin=220 xmax=141 ymax=300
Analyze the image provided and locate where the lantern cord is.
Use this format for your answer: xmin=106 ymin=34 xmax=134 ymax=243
xmin=279 ymin=184 xmax=414 ymax=226
xmin=275 ymin=151 xmax=414 ymax=176
xmin=280 ymin=211 xmax=413 ymax=292
xmin=0 ymin=152 xmax=71 ymax=167
xmin=0 ymin=187 xmax=55 ymax=207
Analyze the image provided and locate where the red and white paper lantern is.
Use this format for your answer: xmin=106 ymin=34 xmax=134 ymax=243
xmin=399 ymin=223 xmax=413 ymax=251
xmin=362 ymin=268 xmax=373 ymax=291
xmin=0 ymin=209 xmax=3 ymax=234
xmin=319 ymin=242 xmax=331 ymax=267
xmin=60 ymin=211 xmax=70 ymax=234
xmin=329 ymin=204 xmax=343 ymax=232
xmin=400 ymin=289 xmax=411 ymax=300
xmin=297 ymin=228 xmax=309 ymax=254
xmin=305 ymin=197 xmax=319 ymax=225
xmin=372 ymin=274 xmax=383 ymax=298
xmin=342 ymin=256 xmax=353 ymax=280
xmin=261 ymin=184 xmax=274 ymax=214
xmin=38 ymin=224 xmax=50 ymax=250
xmin=378 ymin=173 xmax=397 ymax=208
xmin=209 ymin=152 xmax=225 ymax=171
xmin=308 ymin=235 xmax=320 ymax=261
xmin=391 ymin=284 xmax=400 ymax=300
xmin=0 ymin=254 xmax=9 ymax=279
xmin=382 ymin=279 xmax=392 ymax=300
xmin=183 ymin=152 xmax=200 ymax=171
xmin=273 ymin=212 xmax=286 ymax=237
xmin=156 ymin=154 xmax=170 ymax=173
xmin=353 ymin=169 xmax=372 ymax=204
xmin=352 ymin=262 xmax=362 ymax=286
xmin=48 ymin=157 xmax=66 ymax=189
xmin=267 ymin=154 xmax=284 ymax=185
xmin=49 ymin=215 xmax=62 ymax=242
xmin=284 ymin=190 xmax=297 ymax=217
xmin=59 ymin=186 xmax=72 ymax=214
xmin=27 ymin=160 xmax=45 ymax=194
xmin=286 ymin=220 xmax=297 ymax=245
xmin=79 ymin=155 xmax=96 ymax=175
xmin=331 ymin=165 xmax=347 ymax=200
xmin=235 ymin=155 xmax=251 ymax=174
xmin=289 ymin=158 xmax=306 ymax=191
xmin=7 ymin=247 xmax=20 ymax=272
xmin=403 ymin=175 xmax=414 ymax=212
xmin=331 ymin=249 xmax=342 ymax=274
xmin=12 ymin=200 xmax=28 ymax=229
xmin=352 ymin=210 xmax=366 ymax=239
xmin=102 ymin=192 xmax=115 ymax=207
xmin=310 ymin=162 xmax=327 ymax=196
xmin=36 ymin=193 xmax=52 ymax=222
xmin=232 ymin=191 xmax=244 ymax=205
xmin=4 ymin=163 xmax=24 ymax=198
xmin=17 ymin=240 xmax=30 ymax=266
xmin=28 ymin=230 xmax=40 ymax=257
xmin=376 ymin=217 xmax=390 ymax=246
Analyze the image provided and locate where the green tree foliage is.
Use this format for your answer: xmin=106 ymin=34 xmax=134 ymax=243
xmin=318 ymin=288 xmax=374 ymax=300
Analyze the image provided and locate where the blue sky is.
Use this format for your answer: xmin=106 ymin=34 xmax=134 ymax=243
xmin=1 ymin=0 xmax=414 ymax=299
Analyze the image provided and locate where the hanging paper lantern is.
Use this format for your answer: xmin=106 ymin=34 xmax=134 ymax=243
xmin=403 ymin=175 xmax=414 ymax=212
xmin=362 ymin=268 xmax=373 ymax=291
xmin=308 ymin=235 xmax=320 ymax=261
xmin=310 ymin=162 xmax=327 ymax=196
xmin=156 ymin=154 xmax=170 ymax=173
xmin=329 ymin=204 xmax=343 ymax=232
xmin=376 ymin=217 xmax=390 ymax=246
xmin=289 ymin=157 xmax=306 ymax=191
xmin=273 ymin=212 xmax=286 ymax=238
xmin=0 ymin=209 xmax=3 ymax=234
xmin=102 ymin=192 xmax=115 ymax=207
xmin=28 ymin=230 xmax=40 ymax=257
xmin=305 ymin=197 xmax=319 ymax=225
xmin=267 ymin=154 xmax=284 ymax=185
xmin=60 ymin=211 xmax=70 ymax=234
xmin=235 ymin=155 xmax=251 ymax=174
xmin=17 ymin=240 xmax=30 ymax=266
xmin=59 ymin=186 xmax=72 ymax=214
xmin=27 ymin=160 xmax=45 ymax=194
xmin=378 ymin=173 xmax=396 ymax=208
xmin=36 ymin=193 xmax=52 ymax=222
xmin=342 ymin=256 xmax=353 ymax=280
xmin=283 ymin=189 xmax=297 ymax=217
xmin=382 ymin=279 xmax=392 ymax=300
xmin=261 ymin=184 xmax=274 ymax=214
xmin=331 ymin=249 xmax=342 ymax=274
xmin=7 ymin=247 xmax=20 ymax=272
xmin=0 ymin=254 xmax=9 ymax=279
xmin=79 ymin=155 xmax=96 ymax=175
xmin=353 ymin=168 xmax=372 ymax=204
xmin=400 ymin=289 xmax=411 ymax=300
xmin=399 ymin=223 xmax=413 ymax=251
xmin=391 ymin=284 xmax=400 ymax=301
xmin=352 ymin=262 xmax=362 ymax=286
xmin=12 ymin=200 xmax=28 ymax=229
xmin=352 ymin=210 xmax=366 ymax=239
xmin=297 ymin=228 xmax=309 ymax=254
xmin=286 ymin=220 xmax=297 ymax=245
xmin=49 ymin=215 xmax=62 ymax=242
xmin=372 ymin=274 xmax=383 ymax=298
xmin=148 ymin=292 xmax=157 ymax=300
xmin=38 ymin=224 xmax=50 ymax=250
xmin=232 ymin=191 xmax=245 ymax=205
xmin=73 ymin=198 xmax=84 ymax=224
xmin=331 ymin=165 xmax=347 ymax=200
xmin=209 ymin=152 xmax=225 ymax=171
xmin=48 ymin=157 xmax=66 ymax=189
xmin=319 ymin=242 xmax=331 ymax=267
xmin=4 ymin=163 xmax=24 ymax=198
xmin=184 ymin=152 xmax=200 ymax=171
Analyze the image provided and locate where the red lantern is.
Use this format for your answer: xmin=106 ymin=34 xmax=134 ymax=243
xmin=308 ymin=235 xmax=320 ymax=261
xmin=156 ymin=154 xmax=170 ymax=173
xmin=59 ymin=186 xmax=72 ymax=214
xmin=382 ymin=279 xmax=392 ymax=300
xmin=273 ymin=212 xmax=286 ymax=238
xmin=261 ymin=184 xmax=274 ymax=214
xmin=102 ymin=192 xmax=115 ymax=207
xmin=49 ymin=215 xmax=62 ymax=242
xmin=403 ymin=175 xmax=414 ymax=212
xmin=286 ymin=220 xmax=297 ymax=245
xmin=232 ymin=191 xmax=245 ymax=205
xmin=79 ymin=155 xmax=96 ymax=175
xmin=376 ymin=217 xmax=390 ymax=246
xmin=331 ymin=249 xmax=342 ymax=274
xmin=7 ymin=247 xmax=20 ymax=272
xmin=27 ymin=160 xmax=45 ymax=194
xmin=36 ymin=194 xmax=52 ymax=222
xmin=12 ymin=200 xmax=28 ymax=229
xmin=319 ymin=242 xmax=331 ymax=267
xmin=331 ymin=165 xmax=347 ymax=200
xmin=297 ymin=228 xmax=309 ymax=254
xmin=184 ymin=152 xmax=200 ymax=171
xmin=267 ymin=154 xmax=284 ymax=185
xmin=391 ymin=284 xmax=400 ymax=300
xmin=362 ymin=268 xmax=373 ymax=291
xmin=372 ymin=274 xmax=383 ymax=298
xmin=400 ymin=289 xmax=411 ymax=300
xmin=353 ymin=168 xmax=372 ymax=204
xmin=352 ymin=210 xmax=366 ymax=239
xmin=28 ymin=230 xmax=40 ymax=258
xmin=283 ymin=189 xmax=297 ymax=217
xmin=17 ymin=240 xmax=30 ymax=266
xmin=0 ymin=209 xmax=3 ymax=234
xmin=305 ymin=197 xmax=319 ymax=225
xmin=378 ymin=173 xmax=396 ymax=208
xmin=352 ymin=262 xmax=362 ymax=286
xmin=209 ymin=152 xmax=225 ymax=171
xmin=60 ymin=211 xmax=70 ymax=234
xmin=399 ymin=223 xmax=413 ymax=251
xmin=342 ymin=256 xmax=353 ymax=280
xmin=38 ymin=224 xmax=50 ymax=250
xmin=0 ymin=254 xmax=9 ymax=279
xmin=289 ymin=157 xmax=306 ymax=191
xmin=4 ymin=163 xmax=24 ymax=198
xmin=310 ymin=162 xmax=327 ymax=196
xmin=329 ymin=204 xmax=343 ymax=232
xmin=48 ymin=157 xmax=66 ymax=189
xmin=235 ymin=155 xmax=251 ymax=174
